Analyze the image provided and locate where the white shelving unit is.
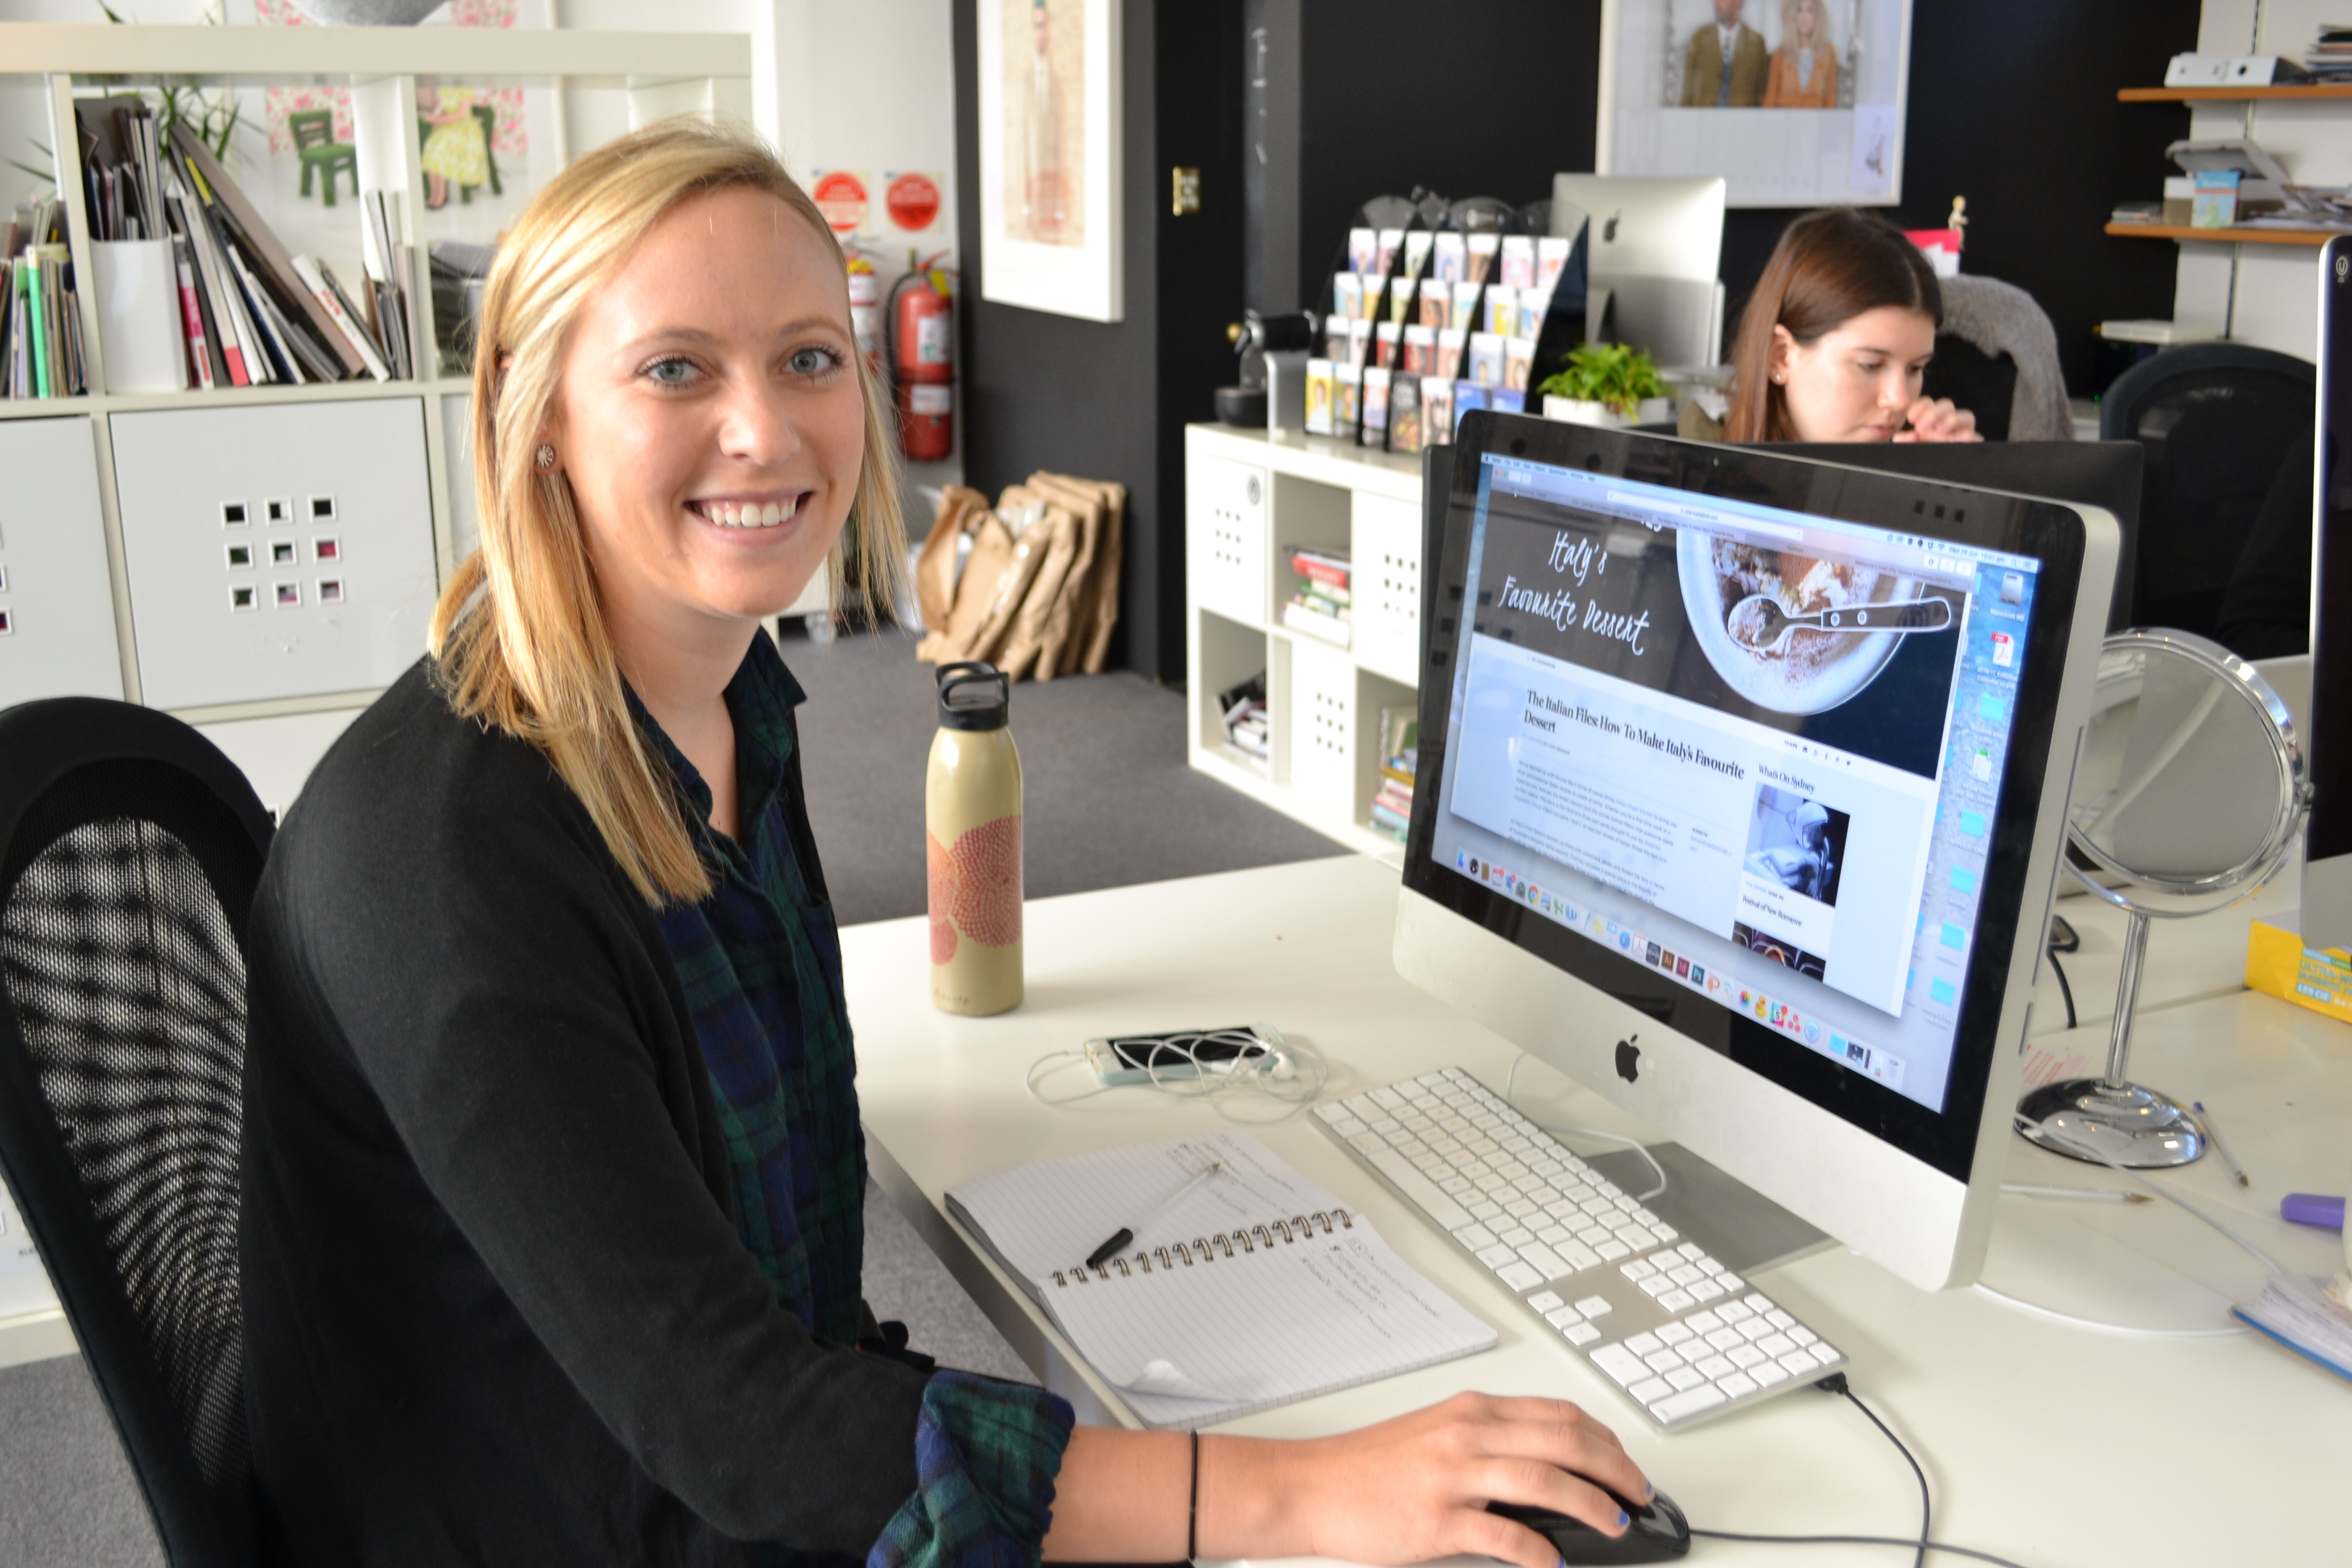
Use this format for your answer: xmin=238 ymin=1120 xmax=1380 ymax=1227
xmin=0 ymin=24 xmax=785 ymax=783
xmin=0 ymin=20 xmax=778 ymax=1369
xmin=1184 ymin=423 xmax=1429 ymax=866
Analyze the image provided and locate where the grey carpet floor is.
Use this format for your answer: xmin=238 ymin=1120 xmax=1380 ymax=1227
xmin=787 ymin=624 xmax=1344 ymax=926
xmin=0 ymin=629 xmax=1342 ymax=1564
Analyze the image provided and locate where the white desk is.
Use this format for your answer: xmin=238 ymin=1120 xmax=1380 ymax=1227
xmin=2027 ymin=869 xmax=2301 ymax=1042
xmin=843 ymin=855 xmax=2350 ymax=1568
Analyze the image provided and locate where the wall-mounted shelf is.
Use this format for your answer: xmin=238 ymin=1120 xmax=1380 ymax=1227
xmin=2105 ymin=222 xmax=2338 ymax=246
xmin=2118 ymin=84 xmax=2352 ymax=102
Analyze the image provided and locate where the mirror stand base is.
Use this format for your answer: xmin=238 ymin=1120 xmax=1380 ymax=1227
xmin=2016 ymin=1078 xmax=2208 ymax=1169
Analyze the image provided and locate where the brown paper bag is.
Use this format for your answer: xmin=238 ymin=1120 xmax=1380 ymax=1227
xmin=997 ymin=501 xmax=1081 ymax=681
xmin=916 ymin=499 xmax=1020 ymax=664
xmin=1021 ymin=475 xmax=1104 ymax=679
xmin=914 ymin=484 xmax=989 ymax=639
xmin=1033 ymin=473 xmax=1125 ymax=674
xmin=955 ymin=491 xmax=1056 ymax=669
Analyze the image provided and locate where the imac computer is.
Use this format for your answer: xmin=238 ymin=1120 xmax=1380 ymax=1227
xmin=1550 ymin=175 xmax=1727 ymax=369
xmin=2304 ymin=235 xmax=2352 ymax=950
xmin=1393 ymin=416 xmax=2117 ymax=1292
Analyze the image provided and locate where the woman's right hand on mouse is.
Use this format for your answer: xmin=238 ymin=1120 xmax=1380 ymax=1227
xmin=1203 ymin=1390 xmax=1652 ymax=1568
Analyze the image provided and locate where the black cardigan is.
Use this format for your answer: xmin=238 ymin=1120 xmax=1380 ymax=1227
xmin=240 ymin=661 xmax=928 ymax=1566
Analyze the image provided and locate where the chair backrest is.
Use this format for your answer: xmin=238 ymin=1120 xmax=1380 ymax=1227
xmin=0 ymin=699 xmax=274 ymax=1567
xmin=284 ymin=109 xmax=330 ymax=150
xmin=2099 ymin=341 xmax=2316 ymax=636
xmin=1923 ymin=334 xmax=2019 ymax=440
xmin=1932 ymin=273 xmax=2072 ymax=442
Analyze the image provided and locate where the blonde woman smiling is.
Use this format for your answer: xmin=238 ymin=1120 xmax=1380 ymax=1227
xmin=239 ymin=118 xmax=1651 ymax=1567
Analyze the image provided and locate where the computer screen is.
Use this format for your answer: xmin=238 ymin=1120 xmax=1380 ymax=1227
xmin=1398 ymin=419 xmax=2112 ymax=1253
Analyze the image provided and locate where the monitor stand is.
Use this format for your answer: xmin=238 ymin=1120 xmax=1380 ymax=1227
xmin=1585 ymin=1141 xmax=1831 ymax=1278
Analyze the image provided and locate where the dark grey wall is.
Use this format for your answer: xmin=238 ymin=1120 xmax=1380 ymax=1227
xmin=954 ymin=0 xmax=1243 ymax=683
xmin=1720 ymin=0 xmax=2203 ymax=395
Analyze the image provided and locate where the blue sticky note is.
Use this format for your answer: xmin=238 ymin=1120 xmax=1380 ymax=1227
xmin=1978 ymin=693 xmax=2008 ymax=722
xmin=1917 ymin=911 xmax=1926 ymax=933
xmin=1930 ymin=978 xmax=1957 ymax=1006
xmin=1940 ymin=922 xmax=1966 ymax=950
xmin=1959 ymin=810 xmax=1989 ymax=838
xmin=1907 ymin=967 xmax=1916 ymax=991
xmin=1949 ymin=866 xmax=1978 ymax=895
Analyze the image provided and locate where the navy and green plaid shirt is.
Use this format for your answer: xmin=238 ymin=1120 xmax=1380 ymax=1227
xmin=635 ymin=631 xmax=1072 ymax=1568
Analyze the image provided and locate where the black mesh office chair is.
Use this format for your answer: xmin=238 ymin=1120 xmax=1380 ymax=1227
xmin=0 ymin=698 xmax=275 ymax=1566
xmin=2099 ymin=341 xmax=2315 ymax=635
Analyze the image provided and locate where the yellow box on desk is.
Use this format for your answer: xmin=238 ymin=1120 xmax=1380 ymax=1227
xmin=2246 ymin=918 xmax=2352 ymax=1025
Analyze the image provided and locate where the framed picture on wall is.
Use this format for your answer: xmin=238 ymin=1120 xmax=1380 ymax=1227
xmin=1597 ymin=0 xmax=1913 ymax=208
xmin=975 ymin=0 xmax=1122 ymax=322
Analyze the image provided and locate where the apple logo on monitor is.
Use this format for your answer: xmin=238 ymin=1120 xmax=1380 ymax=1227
xmin=1614 ymin=1035 xmax=1640 ymax=1084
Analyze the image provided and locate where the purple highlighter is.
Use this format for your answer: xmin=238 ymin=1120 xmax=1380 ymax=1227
xmin=2282 ymin=1193 xmax=2346 ymax=1230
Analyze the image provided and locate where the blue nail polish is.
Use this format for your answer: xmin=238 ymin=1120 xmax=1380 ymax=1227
xmin=1617 ymin=1510 xmax=1630 ymax=1530
xmin=1645 ymin=1481 xmax=1656 ymax=1501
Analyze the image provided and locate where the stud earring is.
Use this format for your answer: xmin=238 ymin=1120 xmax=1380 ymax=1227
xmin=535 ymin=444 xmax=556 ymax=471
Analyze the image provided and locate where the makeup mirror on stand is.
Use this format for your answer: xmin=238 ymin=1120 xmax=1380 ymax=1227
xmin=2018 ymin=629 xmax=2310 ymax=1167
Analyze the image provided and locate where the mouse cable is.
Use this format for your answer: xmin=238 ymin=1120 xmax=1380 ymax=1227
xmin=1503 ymin=1052 xmax=1668 ymax=1202
xmin=2044 ymin=950 xmax=2076 ymax=1031
xmin=1685 ymin=1529 xmax=2033 ymax=1568
xmin=1820 ymin=1371 xmax=1928 ymax=1568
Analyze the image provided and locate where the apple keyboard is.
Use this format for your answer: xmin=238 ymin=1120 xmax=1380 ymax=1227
xmin=1314 ymin=1066 xmax=1843 ymax=1431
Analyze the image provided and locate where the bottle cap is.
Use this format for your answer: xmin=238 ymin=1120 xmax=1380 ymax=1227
xmin=936 ymin=661 xmax=1010 ymax=731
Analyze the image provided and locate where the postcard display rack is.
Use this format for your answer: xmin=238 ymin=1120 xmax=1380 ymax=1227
xmin=1185 ymin=422 xmax=1429 ymax=865
xmin=0 ymin=22 xmax=757 ymax=1370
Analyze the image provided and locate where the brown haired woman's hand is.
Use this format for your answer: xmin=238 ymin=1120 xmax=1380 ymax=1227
xmin=1895 ymin=397 xmax=1980 ymax=443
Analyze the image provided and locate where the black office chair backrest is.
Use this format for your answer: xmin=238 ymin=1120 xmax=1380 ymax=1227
xmin=1923 ymin=336 xmax=2019 ymax=441
xmin=0 ymin=699 xmax=275 ymax=1567
xmin=2099 ymin=341 xmax=2316 ymax=636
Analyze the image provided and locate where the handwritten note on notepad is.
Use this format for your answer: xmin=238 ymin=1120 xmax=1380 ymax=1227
xmin=946 ymin=1131 xmax=1497 ymax=1429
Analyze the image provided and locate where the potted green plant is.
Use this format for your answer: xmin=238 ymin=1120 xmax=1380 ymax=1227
xmin=1536 ymin=342 xmax=1674 ymax=430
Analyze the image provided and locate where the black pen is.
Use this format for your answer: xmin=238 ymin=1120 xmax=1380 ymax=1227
xmin=1086 ymin=1162 xmax=1223 ymax=1268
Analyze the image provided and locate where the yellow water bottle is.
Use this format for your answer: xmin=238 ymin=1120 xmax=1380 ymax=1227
xmin=926 ymin=662 xmax=1023 ymax=1015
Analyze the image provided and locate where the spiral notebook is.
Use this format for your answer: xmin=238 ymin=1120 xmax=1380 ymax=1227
xmin=945 ymin=1130 xmax=1497 ymax=1428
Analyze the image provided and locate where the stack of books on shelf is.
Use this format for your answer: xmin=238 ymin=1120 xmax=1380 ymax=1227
xmin=74 ymin=96 xmax=422 ymax=391
xmin=1303 ymin=226 xmax=1572 ymax=457
xmin=1218 ymin=674 xmax=1268 ymax=768
xmin=1370 ymin=706 xmax=1417 ymax=843
xmin=1282 ymin=548 xmax=1352 ymax=648
xmin=2306 ymin=23 xmax=2352 ymax=81
xmin=3 ymin=198 xmax=88 ymax=399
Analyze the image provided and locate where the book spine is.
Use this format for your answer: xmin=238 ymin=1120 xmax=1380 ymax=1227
xmin=170 ymin=235 xmax=213 ymax=391
xmin=1049 ymin=1210 xmax=1355 ymax=1285
xmin=180 ymin=193 xmax=251 ymax=386
xmin=1292 ymin=553 xmax=1351 ymax=587
xmin=228 ymin=243 xmax=304 ymax=385
xmin=298 ymin=256 xmax=389 ymax=381
xmin=25 ymin=252 xmax=50 ymax=398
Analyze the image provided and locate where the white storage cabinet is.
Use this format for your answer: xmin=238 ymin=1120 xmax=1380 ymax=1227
xmin=1183 ymin=424 xmax=1427 ymax=863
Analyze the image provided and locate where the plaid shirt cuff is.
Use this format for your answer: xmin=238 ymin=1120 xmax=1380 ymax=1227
xmin=867 ymin=1371 xmax=1075 ymax=1568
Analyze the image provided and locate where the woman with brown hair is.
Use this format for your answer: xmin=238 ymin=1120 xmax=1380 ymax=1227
xmin=1721 ymin=206 xmax=1978 ymax=444
xmin=238 ymin=116 xmax=1652 ymax=1567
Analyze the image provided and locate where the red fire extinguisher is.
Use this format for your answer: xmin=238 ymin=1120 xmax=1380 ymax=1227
xmin=889 ymin=253 xmax=955 ymax=462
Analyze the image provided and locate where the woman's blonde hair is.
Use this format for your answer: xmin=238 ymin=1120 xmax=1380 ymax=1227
xmin=428 ymin=116 xmax=905 ymax=906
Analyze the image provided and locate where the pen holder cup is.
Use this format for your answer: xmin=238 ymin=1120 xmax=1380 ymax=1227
xmin=93 ymin=239 xmax=187 ymax=395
